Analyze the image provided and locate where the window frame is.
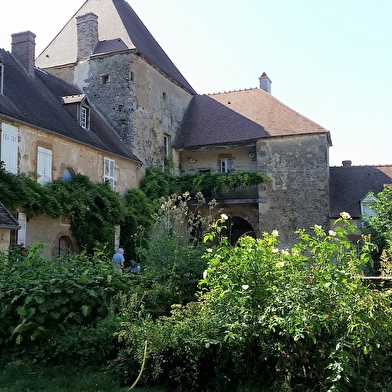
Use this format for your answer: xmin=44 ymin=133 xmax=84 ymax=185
xmin=80 ymin=105 xmax=90 ymax=129
xmin=1 ymin=123 xmax=18 ymax=174
xmin=37 ymin=146 xmax=53 ymax=185
xmin=220 ymin=158 xmax=231 ymax=173
xmin=104 ymin=157 xmax=115 ymax=190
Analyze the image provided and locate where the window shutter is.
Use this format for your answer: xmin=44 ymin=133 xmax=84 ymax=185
xmin=1 ymin=123 xmax=18 ymax=174
xmin=17 ymin=212 xmax=27 ymax=245
xmin=37 ymin=146 xmax=52 ymax=184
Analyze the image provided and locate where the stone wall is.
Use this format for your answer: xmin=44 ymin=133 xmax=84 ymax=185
xmin=257 ymin=133 xmax=330 ymax=245
xmin=67 ymin=52 xmax=193 ymax=170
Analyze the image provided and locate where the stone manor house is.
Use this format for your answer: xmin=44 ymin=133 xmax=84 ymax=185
xmin=1 ymin=0 xmax=391 ymax=257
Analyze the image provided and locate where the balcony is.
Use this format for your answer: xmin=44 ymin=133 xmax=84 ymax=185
xmin=209 ymin=185 xmax=266 ymax=205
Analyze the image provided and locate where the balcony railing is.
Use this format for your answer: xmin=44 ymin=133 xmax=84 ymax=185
xmin=209 ymin=185 xmax=266 ymax=205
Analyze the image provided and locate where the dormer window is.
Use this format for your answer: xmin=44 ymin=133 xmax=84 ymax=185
xmin=0 ymin=62 xmax=4 ymax=94
xmin=62 ymin=94 xmax=91 ymax=130
xmin=80 ymin=105 xmax=90 ymax=129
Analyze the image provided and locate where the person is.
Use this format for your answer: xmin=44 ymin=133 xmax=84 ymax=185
xmin=112 ymin=247 xmax=125 ymax=273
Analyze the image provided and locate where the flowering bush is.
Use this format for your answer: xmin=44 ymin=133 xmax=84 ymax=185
xmin=117 ymin=213 xmax=392 ymax=391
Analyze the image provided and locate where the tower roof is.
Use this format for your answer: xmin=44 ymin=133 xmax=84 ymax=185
xmin=36 ymin=0 xmax=196 ymax=94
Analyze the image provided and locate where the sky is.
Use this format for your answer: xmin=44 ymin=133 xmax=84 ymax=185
xmin=1 ymin=0 xmax=392 ymax=167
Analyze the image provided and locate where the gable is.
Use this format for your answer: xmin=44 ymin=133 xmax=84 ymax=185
xmin=36 ymin=0 xmax=196 ymax=94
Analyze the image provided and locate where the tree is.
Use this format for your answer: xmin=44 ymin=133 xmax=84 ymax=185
xmin=363 ymin=186 xmax=392 ymax=273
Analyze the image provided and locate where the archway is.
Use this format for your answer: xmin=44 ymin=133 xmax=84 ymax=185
xmin=55 ymin=235 xmax=74 ymax=258
xmin=222 ymin=216 xmax=255 ymax=246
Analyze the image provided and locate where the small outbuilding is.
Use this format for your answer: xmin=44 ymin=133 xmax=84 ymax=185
xmin=0 ymin=201 xmax=20 ymax=254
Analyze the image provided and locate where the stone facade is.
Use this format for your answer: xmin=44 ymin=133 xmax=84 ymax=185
xmin=257 ymin=134 xmax=330 ymax=245
xmin=1 ymin=117 xmax=140 ymax=259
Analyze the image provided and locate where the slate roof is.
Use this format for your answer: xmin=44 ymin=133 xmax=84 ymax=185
xmin=0 ymin=201 xmax=20 ymax=230
xmin=0 ymin=49 xmax=141 ymax=163
xmin=174 ymin=88 xmax=331 ymax=149
xmin=329 ymin=165 xmax=392 ymax=218
xmin=36 ymin=0 xmax=196 ymax=95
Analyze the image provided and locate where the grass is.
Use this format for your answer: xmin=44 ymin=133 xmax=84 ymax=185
xmin=0 ymin=362 xmax=164 ymax=392
xmin=0 ymin=362 xmax=282 ymax=392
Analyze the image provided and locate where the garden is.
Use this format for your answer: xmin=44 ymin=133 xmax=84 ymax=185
xmin=1 ymin=167 xmax=392 ymax=391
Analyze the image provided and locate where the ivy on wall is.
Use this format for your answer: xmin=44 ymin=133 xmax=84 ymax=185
xmin=0 ymin=164 xmax=269 ymax=256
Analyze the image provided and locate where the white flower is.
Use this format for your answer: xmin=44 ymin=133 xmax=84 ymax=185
xmin=280 ymin=249 xmax=289 ymax=256
xmin=329 ymin=230 xmax=336 ymax=237
xmin=276 ymin=261 xmax=285 ymax=268
xmin=241 ymin=284 xmax=249 ymax=290
xmin=314 ymin=225 xmax=322 ymax=230
xmin=272 ymin=230 xmax=279 ymax=237
xmin=272 ymin=248 xmax=279 ymax=253
xmin=340 ymin=212 xmax=351 ymax=220
xmin=206 ymin=248 xmax=213 ymax=253
xmin=203 ymin=270 xmax=207 ymax=279
xmin=221 ymin=213 xmax=228 ymax=221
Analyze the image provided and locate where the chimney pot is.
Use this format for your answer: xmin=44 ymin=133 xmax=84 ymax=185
xmin=11 ymin=31 xmax=36 ymax=75
xmin=259 ymin=72 xmax=272 ymax=94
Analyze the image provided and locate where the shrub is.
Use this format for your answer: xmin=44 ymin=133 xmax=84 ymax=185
xmin=0 ymin=245 xmax=134 ymax=365
xmin=113 ymin=214 xmax=392 ymax=391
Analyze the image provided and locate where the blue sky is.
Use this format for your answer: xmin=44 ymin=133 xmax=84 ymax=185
xmin=2 ymin=0 xmax=391 ymax=167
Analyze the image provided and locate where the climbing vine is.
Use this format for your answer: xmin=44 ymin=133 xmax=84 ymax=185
xmin=0 ymin=164 xmax=269 ymax=256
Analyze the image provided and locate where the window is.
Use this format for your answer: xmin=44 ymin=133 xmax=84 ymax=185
xmin=17 ymin=212 xmax=27 ymax=246
xmin=80 ymin=106 xmax=90 ymax=129
xmin=37 ymin=146 xmax=52 ymax=184
xmin=104 ymin=157 xmax=115 ymax=190
xmin=62 ymin=167 xmax=75 ymax=182
xmin=220 ymin=158 xmax=231 ymax=173
xmin=163 ymin=134 xmax=170 ymax=157
xmin=361 ymin=194 xmax=377 ymax=222
xmin=0 ymin=62 xmax=3 ymax=94
xmin=1 ymin=123 xmax=18 ymax=174
xmin=100 ymin=74 xmax=110 ymax=85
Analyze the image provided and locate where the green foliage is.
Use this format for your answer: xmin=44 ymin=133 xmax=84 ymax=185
xmin=363 ymin=186 xmax=392 ymax=271
xmin=140 ymin=167 xmax=269 ymax=200
xmin=120 ymin=188 xmax=155 ymax=261
xmin=114 ymin=214 xmax=392 ymax=391
xmin=46 ymin=174 xmax=126 ymax=254
xmin=133 ymin=193 xmax=214 ymax=318
xmin=0 ymin=245 xmax=133 ymax=364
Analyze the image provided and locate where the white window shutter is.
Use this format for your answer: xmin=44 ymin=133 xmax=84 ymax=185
xmin=17 ymin=212 xmax=27 ymax=245
xmin=1 ymin=123 xmax=18 ymax=174
xmin=37 ymin=146 xmax=52 ymax=184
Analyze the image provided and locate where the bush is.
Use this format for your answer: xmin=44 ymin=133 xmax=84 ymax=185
xmin=0 ymin=245 xmax=134 ymax=365
xmin=113 ymin=214 xmax=392 ymax=391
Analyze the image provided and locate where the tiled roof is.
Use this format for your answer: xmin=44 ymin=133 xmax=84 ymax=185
xmin=329 ymin=165 xmax=392 ymax=218
xmin=175 ymin=89 xmax=331 ymax=149
xmin=36 ymin=0 xmax=196 ymax=95
xmin=0 ymin=201 xmax=20 ymax=230
xmin=0 ymin=49 xmax=141 ymax=163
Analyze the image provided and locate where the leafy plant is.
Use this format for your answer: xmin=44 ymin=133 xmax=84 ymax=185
xmin=114 ymin=213 xmax=392 ymax=391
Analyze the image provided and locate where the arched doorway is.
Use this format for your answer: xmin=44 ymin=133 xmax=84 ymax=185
xmin=222 ymin=216 xmax=255 ymax=246
xmin=55 ymin=235 xmax=74 ymax=258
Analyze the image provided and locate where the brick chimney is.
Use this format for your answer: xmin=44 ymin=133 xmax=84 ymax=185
xmin=342 ymin=160 xmax=352 ymax=167
xmin=76 ymin=13 xmax=99 ymax=61
xmin=259 ymin=72 xmax=272 ymax=94
xmin=11 ymin=31 xmax=36 ymax=75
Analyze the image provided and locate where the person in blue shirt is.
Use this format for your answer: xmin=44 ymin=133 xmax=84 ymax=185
xmin=112 ymin=247 xmax=125 ymax=273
